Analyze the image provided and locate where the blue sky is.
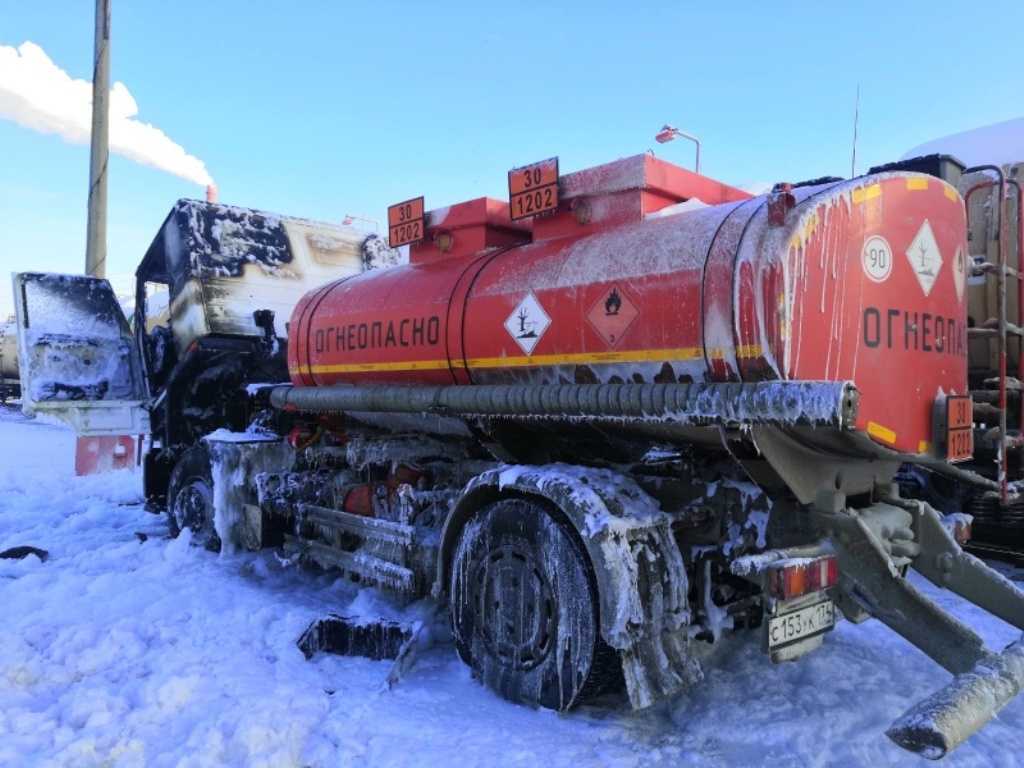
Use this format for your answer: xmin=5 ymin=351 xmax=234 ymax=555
xmin=2 ymin=1 xmax=1022 ymax=317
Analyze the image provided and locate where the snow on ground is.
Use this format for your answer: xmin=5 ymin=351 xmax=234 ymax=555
xmin=1 ymin=407 xmax=1024 ymax=767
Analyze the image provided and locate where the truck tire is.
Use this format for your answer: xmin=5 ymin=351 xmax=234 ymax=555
xmin=449 ymin=496 xmax=615 ymax=711
xmin=166 ymin=444 xmax=220 ymax=551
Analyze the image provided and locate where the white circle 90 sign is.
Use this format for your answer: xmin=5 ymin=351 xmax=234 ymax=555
xmin=862 ymin=235 xmax=893 ymax=283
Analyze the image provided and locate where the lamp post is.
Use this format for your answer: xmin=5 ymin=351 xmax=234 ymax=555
xmin=655 ymin=124 xmax=701 ymax=174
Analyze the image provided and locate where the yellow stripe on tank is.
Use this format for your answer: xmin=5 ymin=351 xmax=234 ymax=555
xmin=852 ymin=184 xmax=882 ymax=204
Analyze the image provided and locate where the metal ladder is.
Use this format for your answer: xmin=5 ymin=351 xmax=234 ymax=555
xmin=964 ymin=166 xmax=1023 ymax=505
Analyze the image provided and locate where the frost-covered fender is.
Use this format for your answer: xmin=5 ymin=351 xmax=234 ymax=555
xmin=435 ymin=463 xmax=702 ymax=708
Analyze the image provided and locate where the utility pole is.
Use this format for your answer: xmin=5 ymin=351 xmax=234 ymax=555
xmin=85 ymin=0 xmax=111 ymax=278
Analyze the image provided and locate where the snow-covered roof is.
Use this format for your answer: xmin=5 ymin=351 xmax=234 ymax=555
xmin=902 ymin=117 xmax=1024 ymax=168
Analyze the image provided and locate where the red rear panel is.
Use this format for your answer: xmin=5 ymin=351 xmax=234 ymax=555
xmin=768 ymin=174 xmax=968 ymax=454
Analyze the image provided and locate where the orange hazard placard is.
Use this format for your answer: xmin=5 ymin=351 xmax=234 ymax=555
xmin=508 ymin=158 xmax=559 ymax=221
xmin=947 ymin=395 xmax=973 ymax=462
xmin=388 ymin=197 xmax=425 ymax=247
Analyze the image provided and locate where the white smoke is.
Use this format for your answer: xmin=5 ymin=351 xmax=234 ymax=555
xmin=0 ymin=41 xmax=213 ymax=187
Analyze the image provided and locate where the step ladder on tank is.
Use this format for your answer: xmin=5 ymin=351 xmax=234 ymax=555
xmin=964 ymin=165 xmax=1024 ymax=547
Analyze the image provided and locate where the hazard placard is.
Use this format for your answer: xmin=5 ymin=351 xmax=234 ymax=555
xmin=946 ymin=395 xmax=973 ymax=462
xmin=508 ymin=158 xmax=559 ymax=221
xmin=388 ymin=197 xmax=425 ymax=248
xmin=587 ymin=284 xmax=639 ymax=347
xmin=504 ymin=292 xmax=551 ymax=355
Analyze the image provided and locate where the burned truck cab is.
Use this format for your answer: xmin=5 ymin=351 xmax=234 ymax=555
xmin=133 ymin=199 xmax=392 ymax=507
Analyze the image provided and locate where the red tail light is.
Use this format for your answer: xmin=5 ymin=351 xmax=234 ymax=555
xmin=768 ymin=556 xmax=839 ymax=600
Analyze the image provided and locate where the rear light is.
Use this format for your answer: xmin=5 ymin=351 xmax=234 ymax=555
xmin=767 ymin=556 xmax=839 ymax=600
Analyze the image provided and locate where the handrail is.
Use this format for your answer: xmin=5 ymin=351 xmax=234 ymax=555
xmin=964 ymin=165 xmax=1008 ymax=503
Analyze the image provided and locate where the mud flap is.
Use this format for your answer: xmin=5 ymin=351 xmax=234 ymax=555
xmin=297 ymin=614 xmax=424 ymax=689
xmin=204 ymin=434 xmax=294 ymax=553
xmin=814 ymin=492 xmax=1024 ymax=757
xmin=75 ymin=435 xmax=136 ymax=475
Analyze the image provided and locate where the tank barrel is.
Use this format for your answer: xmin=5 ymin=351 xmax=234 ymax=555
xmin=270 ymin=380 xmax=858 ymax=428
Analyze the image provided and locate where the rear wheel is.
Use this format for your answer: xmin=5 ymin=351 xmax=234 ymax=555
xmin=449 ymin=496 xmax=614 ymax=710
xmin=166 ymin=444 xmax=220 ymax=551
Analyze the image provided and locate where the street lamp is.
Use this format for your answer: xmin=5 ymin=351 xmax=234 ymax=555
xmin=655 ymin=124 xmax=701 ymax=174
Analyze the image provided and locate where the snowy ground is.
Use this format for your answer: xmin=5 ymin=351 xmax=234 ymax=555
xmin=1 ymin=408 xmax=1023 ymax=767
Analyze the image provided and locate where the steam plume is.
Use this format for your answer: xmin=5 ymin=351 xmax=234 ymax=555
xmin=0 ymin=41 xmax=213 ymax=186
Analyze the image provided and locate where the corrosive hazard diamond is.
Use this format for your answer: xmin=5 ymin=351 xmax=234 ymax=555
xmin=504 ymin=292 xmax=551 ymax=355
xmin=906 ymin=219 xmax=943 ymax=297
xmin=587 ymin=284 xmax=639 ymax=347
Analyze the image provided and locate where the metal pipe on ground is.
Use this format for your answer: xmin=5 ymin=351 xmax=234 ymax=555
xmin=269 ymin=380 xmax=859 ymax=429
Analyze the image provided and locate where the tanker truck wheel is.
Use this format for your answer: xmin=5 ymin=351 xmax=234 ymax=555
xmin=166 ymin=444 xmax=220 ymax=551
xmin=449 ymin=497 xmax=617 ymax=711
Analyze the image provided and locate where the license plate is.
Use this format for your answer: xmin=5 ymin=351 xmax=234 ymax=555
xmin=767 ymin=600 xmax=835 ymax=650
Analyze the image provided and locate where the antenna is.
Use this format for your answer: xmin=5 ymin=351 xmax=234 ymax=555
xmin=850 ymin=84 xmax=860 ymax=178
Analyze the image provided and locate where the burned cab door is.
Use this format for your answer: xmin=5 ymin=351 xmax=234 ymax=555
xmin=13 ymin=272 xmax=150 ymax=436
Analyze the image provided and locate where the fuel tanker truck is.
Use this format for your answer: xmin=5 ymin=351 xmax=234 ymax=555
xmin=13 ymin=153 xmax=1024 ymax=758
